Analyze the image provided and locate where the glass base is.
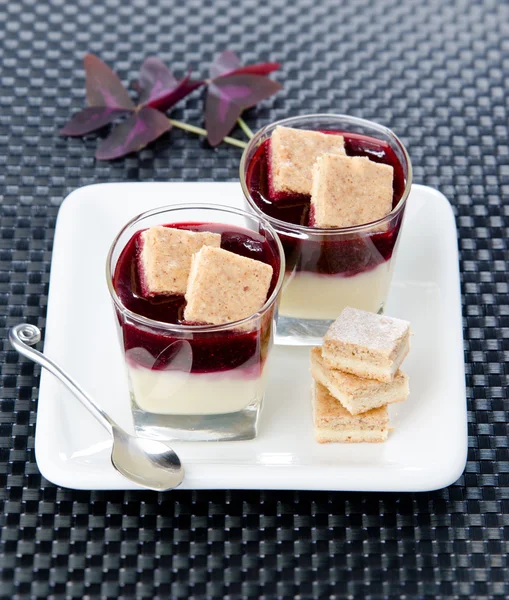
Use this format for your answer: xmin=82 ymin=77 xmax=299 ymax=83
xmin=131 ymin=397 xmax=262 ymax=442
xmin=275 ymin=304 xmax=385 ymax=346
xmin=275 ymin=316 xmax=334 ymax=346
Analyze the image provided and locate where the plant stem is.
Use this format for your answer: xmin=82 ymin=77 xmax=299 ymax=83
xmin=237 ymin=116 xmax=254 ymax=139
xmin=169 ymin=119 xmax=248 ymax=149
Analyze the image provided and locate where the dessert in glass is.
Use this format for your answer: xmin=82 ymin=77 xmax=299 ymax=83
xmin=239 ymin=114 xmax=412 ymax=345
xmin=106 ymin=204 xmax=285 ymax=442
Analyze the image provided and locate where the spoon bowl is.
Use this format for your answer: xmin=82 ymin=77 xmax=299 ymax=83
xmin=111 ymin=427 xmax=184 ymax=491
xmin=10 ymin=323 xmax=184 ymax=492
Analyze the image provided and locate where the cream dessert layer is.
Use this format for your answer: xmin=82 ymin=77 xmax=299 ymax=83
xmin=279 ymin=261 xmax=392 ymax=320
xmin=128 ymin=363 xmax=267 ymax=415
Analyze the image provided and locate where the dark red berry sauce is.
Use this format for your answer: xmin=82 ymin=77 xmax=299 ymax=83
xmin=113 ymin=223 xmax=279 ymax=373
xmin=246 ymin=131 xmax=407 ymax=276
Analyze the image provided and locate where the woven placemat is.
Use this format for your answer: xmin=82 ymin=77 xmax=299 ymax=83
xmin=1 ymin=0 xmax=508 ymax=597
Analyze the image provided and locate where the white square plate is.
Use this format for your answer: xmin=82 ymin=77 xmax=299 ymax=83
xmin=35 ymin=182 xmax=467 ymax=492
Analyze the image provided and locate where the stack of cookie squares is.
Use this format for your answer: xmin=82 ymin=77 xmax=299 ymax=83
xmin=311 ymin=307 xmax=411 ymax=443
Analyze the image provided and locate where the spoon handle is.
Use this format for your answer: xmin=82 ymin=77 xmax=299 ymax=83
xmin=9 ymin=324 xmax=114 ymax=436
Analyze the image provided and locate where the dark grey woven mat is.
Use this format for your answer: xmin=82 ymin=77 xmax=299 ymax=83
xmin=1 ymin=0 xmax=508 ymax=597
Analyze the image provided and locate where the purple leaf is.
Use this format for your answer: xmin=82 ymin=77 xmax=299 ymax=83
xmin=134 ymin=57 xmax=205 ymax=112
xmin=85 ymin=53 xmax=135 ymax=110
xmin=209 ymin=50 xmax=241 ymax=79
xmin=95 ymin=107 xmax=171 ymax=160
xmin=229 ymin=62 xmax=280 ymax=77
xmin=205 ymin=74 xmax=281 ymax=146
xmin=144 ymin=73 xmax=205 ymax=112
xmin=210 ymin=50 xmax=281 ymax=79
xmin=59 ymin=107 xmax=131 ymax=136
xmin=136 ymin=56 xmax=179 ymax=104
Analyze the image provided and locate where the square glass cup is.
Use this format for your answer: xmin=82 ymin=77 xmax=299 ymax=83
xmin=106 ymin=204 xmax=285 ymax=442
xmin=239 ymin=113 xmax=413 ymax=346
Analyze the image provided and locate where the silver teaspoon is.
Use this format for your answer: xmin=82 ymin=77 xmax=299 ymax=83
xmin=10 ymin=323 xmax=184 ymax=492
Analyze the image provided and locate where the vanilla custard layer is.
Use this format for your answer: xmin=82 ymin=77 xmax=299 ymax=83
xmin=279 ymin=262 xmax=392 ymax=320
xmin=128 ymin=364 xmax=266 ymax=415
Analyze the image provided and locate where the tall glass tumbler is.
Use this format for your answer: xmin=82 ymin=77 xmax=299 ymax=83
xmin=240 ymin=114 xmax=412 ymax=345
xmin=106 ymin=204 xmax=285 ymax=442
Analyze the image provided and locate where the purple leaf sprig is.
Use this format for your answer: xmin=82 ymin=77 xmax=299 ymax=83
xmin=60 ymin=51 xmax=282 ymax=160
xmin=61 ymin=54 xmax=203 ymax=160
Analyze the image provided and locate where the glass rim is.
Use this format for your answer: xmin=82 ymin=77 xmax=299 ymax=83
xmin=239 ymin=112 xmax=413 ymax=236
xmin=105 ymin=202 xmax=286 ymax=333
